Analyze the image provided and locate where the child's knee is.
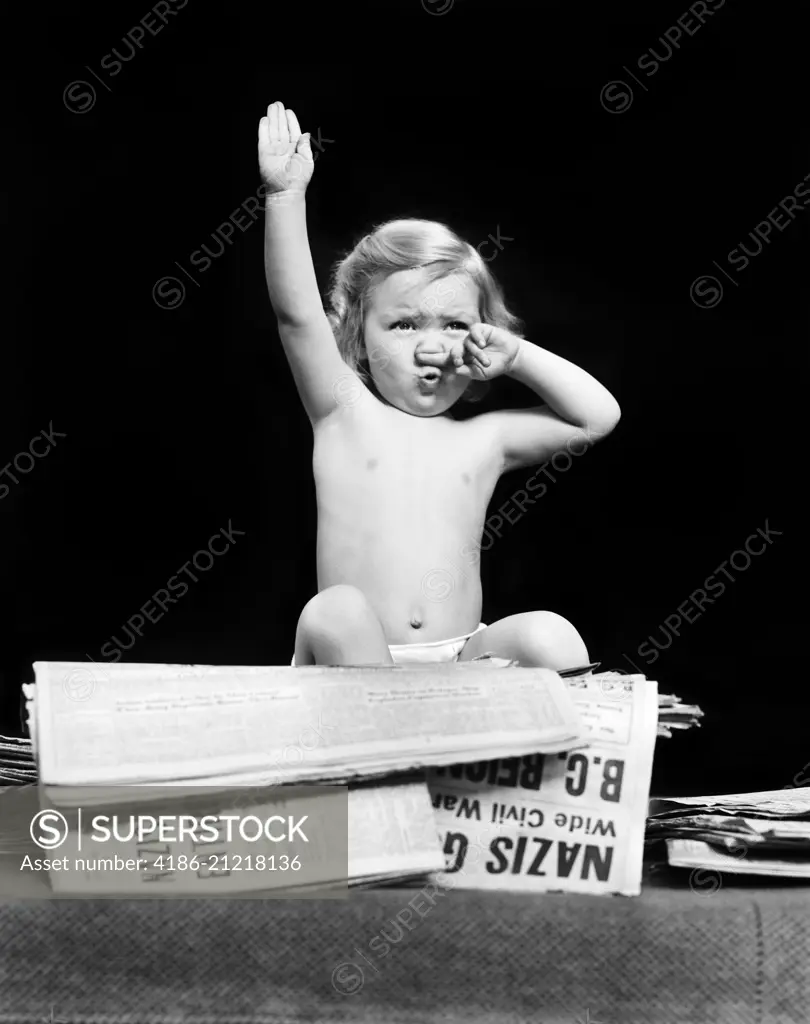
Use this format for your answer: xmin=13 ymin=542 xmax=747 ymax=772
xmin=297 ymin=585 xmax=377 ymax=641
xmin=528 ymin=610 xmax=578 ymax=640
xmin=520 ymin=611 xmax=588 ymax=667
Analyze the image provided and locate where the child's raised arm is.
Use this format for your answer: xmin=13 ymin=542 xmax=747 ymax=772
xmin=259 ymin=101 xmax=355 ymax=424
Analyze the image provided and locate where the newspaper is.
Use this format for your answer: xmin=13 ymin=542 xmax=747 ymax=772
xmin=649 ymin=814 xmax=810 ymax=850
xmin=649 ymin=788 xmax=810 ymax=819
xmin=649 ymin=788 xmax=810 ymax=879
xmin=2 ymin=776 xmax=444 ymax=893
xmin=15 ymin=660 xmax=584 ymax=894
xmin=0 ymin=735 xmax=36 ymax=785
xmin=9 ymin=671 xmax=698 ymax=787
xmin=26 ymin=662 xmax=586 ymax=790
xmin=33 ymin=779 xmax=444 ymax=896
xmin=426 ymin=673 xmax=658 ymax=896
xmin=348 ymin=779 xmax=445 ymax=883
xmin=667 ymin=838 xmax=810 ymax=879
xmin=656 ymin=693 xmax=703 ymax=737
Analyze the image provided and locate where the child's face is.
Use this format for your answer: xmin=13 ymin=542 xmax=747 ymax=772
xmin=364 ymin=269 xmax=479 ymax=416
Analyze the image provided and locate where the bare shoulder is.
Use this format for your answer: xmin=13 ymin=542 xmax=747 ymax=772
xmin=314 ymin=375 xmax=392 ymax=435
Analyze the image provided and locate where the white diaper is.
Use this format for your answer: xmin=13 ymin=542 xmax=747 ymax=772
xmin=291 ymin=623 xmax=487 ymax=667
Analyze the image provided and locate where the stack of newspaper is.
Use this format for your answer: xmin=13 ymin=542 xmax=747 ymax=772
xmin=8 ymin=660 xmax=587 ymax=895
xmin=583 ymin=670 xmax=703 ymax=737
xmin=656 ymin=693 xmax=704 ymax=737
xmin=0 ymin=735 xmax=36 ymax=784
xmin=648 ymin=789 xmax=810 ymax=878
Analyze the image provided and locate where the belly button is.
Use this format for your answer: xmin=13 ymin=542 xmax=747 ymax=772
xmin=410 ymin=616 xmax=422 ymax=629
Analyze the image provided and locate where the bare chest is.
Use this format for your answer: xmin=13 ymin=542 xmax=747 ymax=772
xmin=313 ymin=407 xmax=500 ymax=521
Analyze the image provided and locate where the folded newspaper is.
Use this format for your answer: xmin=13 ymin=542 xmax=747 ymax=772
xmin=24 ymin=661 xmax=586 ymax=790
xmin=11 ymin=665 xmax=699 ymax=787
xmin=426 ymin=672 xmax=659 ymax=896
xmin=648 ymin=788 xmax=810 ymax=879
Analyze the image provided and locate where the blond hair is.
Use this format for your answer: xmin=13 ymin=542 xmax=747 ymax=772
xmin=326 ymin=218 xmax=522 ymax=401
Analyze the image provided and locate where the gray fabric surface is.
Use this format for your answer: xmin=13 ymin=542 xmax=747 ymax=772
xmin=1 ymin=869 xmax=809 ymax=1023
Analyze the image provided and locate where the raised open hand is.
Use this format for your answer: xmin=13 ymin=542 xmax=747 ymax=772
xmin=258 ymin=100 xmax=314 ymax=196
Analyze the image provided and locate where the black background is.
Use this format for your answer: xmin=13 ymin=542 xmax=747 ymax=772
xmin=5 ymin=0 xmax=806 ymax=794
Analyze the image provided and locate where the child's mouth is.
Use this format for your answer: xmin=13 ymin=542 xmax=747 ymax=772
xmin=418 ymin=371 xmax=442 ymax=391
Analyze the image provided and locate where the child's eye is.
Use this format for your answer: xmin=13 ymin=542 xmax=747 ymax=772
xmin=391 ymin=320 xmax=415 ymax=331
xmin=445 ymin=321 xmax=469 ymax=331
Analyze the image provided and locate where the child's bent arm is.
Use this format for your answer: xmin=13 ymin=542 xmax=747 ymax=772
xmin=484 ymin=338 xmax=622 ymax=473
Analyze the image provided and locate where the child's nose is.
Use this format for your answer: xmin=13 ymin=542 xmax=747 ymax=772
xmin=415 ymin=337 xmax=450 ymax=365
